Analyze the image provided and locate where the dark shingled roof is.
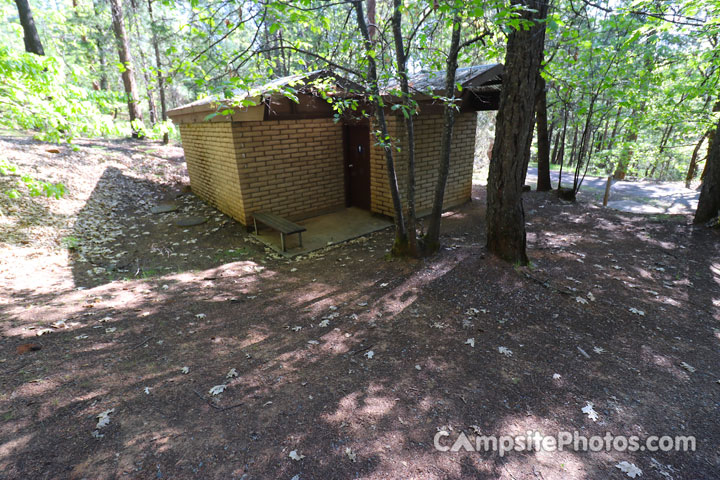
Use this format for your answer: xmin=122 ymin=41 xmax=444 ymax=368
xmin=168 ymin=64 xmax=503 ymax=118
xmin=167 ymin=70 xmax=360 ymax=117
xmin=387 ymin=64 xmax=503 ymax=94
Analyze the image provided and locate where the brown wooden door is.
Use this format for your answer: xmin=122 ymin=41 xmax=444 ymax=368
xmin=345 ymin=125 xmax=371 ymax=210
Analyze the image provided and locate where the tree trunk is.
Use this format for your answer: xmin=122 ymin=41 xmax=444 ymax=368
xmin=109 ymin=0 xmax=143 ymax=137
xmin=353 ymin=0 xmax=407 ymax=249
xmin=613 ymin=106 xmax=643 ymax=180
xmin=425 ymin=13 xmax=462 ymax=252
xmin=91 ymin=0 xmax=109 ymax=91
xmin=686 ymin=132 xmax=707 ymax=188
xmin=486 ymin=0 xmax=547 ymax=265
xmin=14 ymin=0 xmax=45 ymax=55
xmin=390 ymin=0 xmax=418 ymax=257
xmin=605 ymin=105 xmax=623 ymax=151
xmin=130 ymin=6 xmax=157 ymax=125
xmin=535 ymin=73 xmax=552 ymax=191
xmin=694 ymin=115 xmax=720 ymax=223
xmin=147 ymin=0 xmax=168 ymax=143
xmin=701 ymin=128 xmax=715 ymax=182
xmin=551 ymin=108 xmax=566 ymax=166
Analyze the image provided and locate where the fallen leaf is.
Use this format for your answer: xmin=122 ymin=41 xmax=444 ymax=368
xmin=680 ymin=362 xmax=696 ymax=373
xmin=289 ymin=450 xmax=305 ymax=461
xmin=575 ymin=296 xmax=588 ymax=304
xmin=96 ymin=409 xmax=115 ymax=429
xmin=616 ymin=460 xmax=642 ymax=478
xmin=465 ymin=338 xmax=475 ymax=348
xmin=226 ymin=368 xmax=238 ymax=379
xmin=181 ymin=366 xmax=190 ymax=374
xmin=364 ymin=350 xmax=374 ymax=359
xmin=629 ymin=307 xmax=645 ymax=316
xmin=144 ymin=387 xmax=151 ymax=395
xmin=553 ymin=373 xmax=561 ymax=380
xmin=498 ymin=346 xmax=513 ymax=357
xmin=209 ymin=384 xmax=227 ymax=395
xmin=16 ymin=343 xmax=42 ymax=354
xmin=593 ymin=347 xmax=605 ymax=354
xmin=345 ymin=447 xmax=357 ymax=462
xmin=582 ymin=402 xmax=599 ymax=422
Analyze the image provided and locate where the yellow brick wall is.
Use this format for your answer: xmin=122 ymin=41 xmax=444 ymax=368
xmin=178 ymin=122 xmax=245 ymax=222
xmin=234 ymin=118 xmax=345 ymax=224
xmin=370 ymin=112 xmax=477 ymax=218
xmin=179 ymin=114 xmax=475 ymax=226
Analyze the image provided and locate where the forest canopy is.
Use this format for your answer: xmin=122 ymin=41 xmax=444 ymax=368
xmin=1 ymin=0 xmax=719 ymax=185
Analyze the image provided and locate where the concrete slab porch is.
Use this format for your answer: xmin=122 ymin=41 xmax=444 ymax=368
xmin=250 ymin=207 xmax=393 ymax=257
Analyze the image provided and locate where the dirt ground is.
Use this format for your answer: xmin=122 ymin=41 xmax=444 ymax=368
xmin=1 ymin=135 xmax=719 ymax=480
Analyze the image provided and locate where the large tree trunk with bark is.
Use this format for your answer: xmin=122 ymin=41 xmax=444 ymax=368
xmin=486 ymin=0 xmax=547 ymax=265
xmin=109 ymin=0 xmax=143 ymax=137
xmin=695 ymin=116 xmax=720 ymax=224
xmin=535 ymin=73 xmax=552 ymax=191
xmin=14 ymin=0 xmax=45 ymax=55
xmin=425 ymin=13 xmax=462 ymax=253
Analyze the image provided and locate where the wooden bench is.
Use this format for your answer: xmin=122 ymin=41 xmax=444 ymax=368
xmin=252 ymin=212 xmax=306 ymax=252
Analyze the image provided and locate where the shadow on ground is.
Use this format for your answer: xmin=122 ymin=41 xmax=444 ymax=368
xmin=1 ymin=189 xmax=719 ymax=479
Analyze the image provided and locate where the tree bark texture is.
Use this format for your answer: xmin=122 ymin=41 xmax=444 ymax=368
xmin=14 ymin=0 xmax=45 ymax=55
xmin=535 ymin=73 xmax=552 ymax=191
xmin=486 ymin=0 xmax=547 ymax=264
xmin=109 ymin=0 xmax=143 ymax=136
xmin=695 ymin=116 xmax=720 ymax=224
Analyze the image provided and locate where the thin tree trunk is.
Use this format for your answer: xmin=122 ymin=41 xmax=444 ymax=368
xmin=613 ymin=105 xmax=644 ymax=180
xmin=648 ymin=124 xmax=673 ymax=177
xmin=695 ymin=115 xmax=720 ymax=223
xmin=425 ymin=13 xmax=462 ymax=252
xmin=92 ymin=0 xmax=109 ymax=91
xmin=606 ymin=105 xmax=623 ymax=151
xmin=572 ymin=95 xmax=598 ymax=194
xmin=486 ymin=0 xmax=548 ymax=265
xmin=560 ymin=122 xmax=578 ymax=188
xmin=367 ymin=0 xmax=377 ymax=40
xmin=390 ymin=0 xmax=418 ymax=257
xmin=686 ymin=132 xmax=707 ymax=188
xmin=353 ymin=0 xmax=407 ymax=248
xmin=130 ymin=7 xmax=157 ymax=125
xmin=536 ymin=73 xmax=552 ymax=191
xmin=147 ymin=0 xmax=168 ymax=143
xmin=551 ymin=108 xmax=566 ymax=166
xmin=109 ymin=0 xmax=143 ymax=137
xmin=14 ymin=0 xmax=45 ymax=55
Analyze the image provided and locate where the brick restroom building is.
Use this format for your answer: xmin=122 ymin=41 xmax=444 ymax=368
xmin=167 ymin=66 xmax=502 ymax=228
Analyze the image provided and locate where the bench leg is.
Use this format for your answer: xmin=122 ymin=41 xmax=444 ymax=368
xmin=280 ymin=233 xmax=286 ymax=252
xmin=298 ymin=232 xmax=303 ymax=248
